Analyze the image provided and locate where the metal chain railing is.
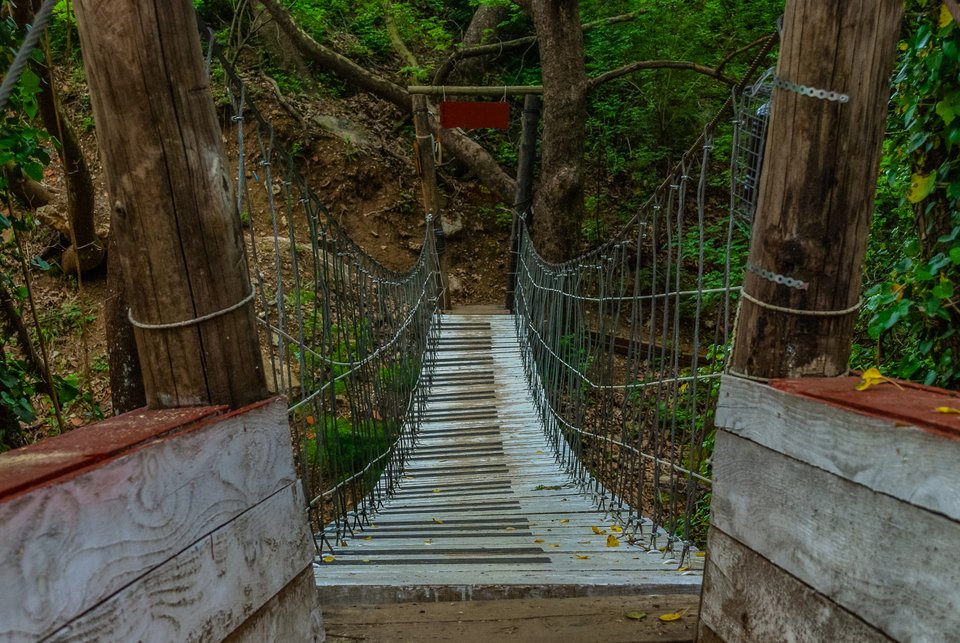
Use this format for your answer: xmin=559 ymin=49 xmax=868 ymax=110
xmin=205 ymin=33 xmax=441 ymax=553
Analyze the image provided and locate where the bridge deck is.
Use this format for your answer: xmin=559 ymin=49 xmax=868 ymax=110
xmin=314 ymin=314 xmax=703 ymax=604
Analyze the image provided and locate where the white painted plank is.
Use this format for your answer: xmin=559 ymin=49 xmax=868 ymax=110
xmin=45 ymin=483 xmax=313 ymax=643
xmin=717 ymin=375 xmax=960 ymax=522
xmin=699 ymin=529 xmax=890 ymax=642
xmin=0 ymin=399 xmax=294 ymax=642
xmin=712 ymin=431 xmax=960 ymax=643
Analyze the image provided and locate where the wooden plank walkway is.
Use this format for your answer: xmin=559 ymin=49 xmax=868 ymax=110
xmin=314 ymin=313 xmax=703 ymax=604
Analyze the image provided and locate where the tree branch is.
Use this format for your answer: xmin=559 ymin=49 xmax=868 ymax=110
xmin=432 ymin=10 xmax=644 ymax=85
xmin=383 ymin=1 xmax=419 ymax=72
xmin=259 ymin=0 xmax=517 ymax=205
xmin=716 ymin=33 xmax=777 ymax=76
xmin=588 ymin=60 xmax=737 ymax=89
xmin=259 ymin=0 xmax=410 ymax=109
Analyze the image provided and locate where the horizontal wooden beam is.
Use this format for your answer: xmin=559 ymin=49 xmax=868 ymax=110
xmin=0 ymin=398 xmax=295 ymax=640
xmin=408 ymin=85 xmax=544 ymax=96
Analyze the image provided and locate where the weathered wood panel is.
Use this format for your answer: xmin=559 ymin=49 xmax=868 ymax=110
xmin=224 ymin=567 xmax=324 ymax=643
xmin=716 ymin=375 xmax=960 ymax=522
xmin=698 ymin=529 xmax=890 ymax=642
xmin=44 ymin=482 xmax=312 ymax=643
xmin=0 ymin=399 xmax=293 ymax=642
xmin=711 ymin=432 xmax=960 ymax=642
xmin=0 ymin=406 xmax=224 ymax=500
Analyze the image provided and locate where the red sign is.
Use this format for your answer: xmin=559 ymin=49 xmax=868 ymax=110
xmin=439 ymin=101 xmax=510 ymax=130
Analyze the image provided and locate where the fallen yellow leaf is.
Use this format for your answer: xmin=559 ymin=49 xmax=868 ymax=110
xmin=363 ymin=536 xmax=373 ymax=541
xmin=935 ymin=406 xmax=960 ymax=415
xmin=625 ymin=611 xmax=648 ymax=621
xmin=856 ymin=367 xmax=902 ymax=391
xmin=677 ymin=566 xmax=690 ymax=572
xmin=659 ymin=612 xmax=683 ymax=622
xmin=559 ymin=519 xmax=570 ymax=523
xmin=592 ymin=526 xmax=607 ymax=535
xmin=606 ymin=534 xmax=620 ymax=547
xmin=576 ymin=554 xmax=590 ymax=560
xmin=432 ymin=488 xmax=442 ymax=493
xmin=504 ymin=526 xmax=517 ymax=531
xmin=610 ymin=525 xmax=623 ymax=533
xmin=534 ymin=539 xmax=545 ymax=543
xmin=362 ymin=559 xmax=371 ymax=563
xmin=695 ymin=551 xmax=706 ymax=558
xmin=941 ymin=3 xmax=954 ymax=28
xmin=321 ymin=555 xmax=335 ymax=563
xmin=550 ymin=543 xmax=560 ymax=548
xmin=432 ymin=517 xmax=444 ymax=524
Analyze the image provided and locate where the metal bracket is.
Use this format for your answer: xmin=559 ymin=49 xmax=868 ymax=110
xmin=746 ymin=262 xmax=809 ymax=290
xmin=773 ymin=77 xmax=849 ymax=103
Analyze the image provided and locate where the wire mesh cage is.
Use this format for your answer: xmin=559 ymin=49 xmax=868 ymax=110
xmin=731 ymin=67 xmax=775 ymax=224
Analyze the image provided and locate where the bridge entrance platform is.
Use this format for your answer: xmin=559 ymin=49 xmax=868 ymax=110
xmin=313 ymin=313 xmax=703 ymax=605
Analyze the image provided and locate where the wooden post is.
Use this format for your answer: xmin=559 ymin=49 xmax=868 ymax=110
xmin=73 ymin=0 xmax=267 ymax=409
xmin=729 ymin=0 xmax=904 ymax=379
xmin=506 ymin=94 xmax=541 ymax=311
xmin=412 ymin=94 xmax=451 ymax=310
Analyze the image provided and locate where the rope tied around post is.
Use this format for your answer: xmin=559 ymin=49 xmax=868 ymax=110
xmin=128 ymin=290 xmax=256 ymax=330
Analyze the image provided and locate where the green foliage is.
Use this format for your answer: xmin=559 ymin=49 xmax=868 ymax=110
xmin=857 ymin=2 xmax=960 ymax=387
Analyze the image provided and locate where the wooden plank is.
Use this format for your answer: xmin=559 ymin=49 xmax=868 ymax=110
xmin=770 ymin=375 xmax=960 ymax=439
xmin=0 ymin=399 xmax=293 ymax=642
xmin=44 ymin=482 xmax=312 ymax=643
xmin=0 ymin=406 xmax=225 ymax=501
xmin=699 ymin=529 xmax=890 ymax=642
xmin=324 ymin=594 xmax=699 ymax=642
xmin=223 ymin=566 xmax=323 ymax=643
xmin=716 ymin=375 xmax=960 ymax=521
xmin=711 ymin=431 xmax=960 ymax=642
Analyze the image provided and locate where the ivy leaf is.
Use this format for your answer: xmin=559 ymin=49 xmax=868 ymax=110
xmin=936 ymin=92 xmax=960 ymax=126
xmin=950 ymin=247 xmax=960 ymax=265
xmin=932 ymin=277 xmax=955 ymax=299
xmin=907 ymin=172 xmax=937 ymax=203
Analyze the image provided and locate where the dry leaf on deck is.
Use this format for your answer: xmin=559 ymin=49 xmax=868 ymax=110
xmin=592 ymin=526 xmax=607 ymax=535
xmin=606 ymin=534 xmax=620 ymax=547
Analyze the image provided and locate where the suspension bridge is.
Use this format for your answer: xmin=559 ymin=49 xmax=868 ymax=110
xmin=222 ymin=24 xmax=743 ymax=609
xmin=3 ymin=3 xmax=946 ymax=641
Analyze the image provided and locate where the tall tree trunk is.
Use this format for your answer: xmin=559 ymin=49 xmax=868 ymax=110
xmin=453 ymin=4 xmax=509 ymax=83
xmin=11 ymin=0 xmax=103 ymax=274
xmin=105 ymin=229 xmax=146 ymax=413
xmin=74 ymin=0 xmax=267 ymax=409
xmin=523 ymin=0 xmax=588 ymax=263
